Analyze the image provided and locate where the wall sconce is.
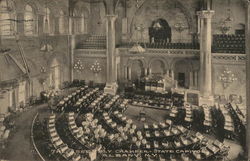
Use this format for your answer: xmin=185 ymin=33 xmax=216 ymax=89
xmin=73 ymin=59 xmax=84 ymax=72
xmin=90 ymin=60 xmax=102 ymax=75
xmin=219 ymin=67 xmax=237 ymax=89
xmin=218 ymin=21 xmax=231 ymax=35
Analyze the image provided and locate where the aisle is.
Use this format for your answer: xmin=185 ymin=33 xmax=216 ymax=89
xmin=125 ymin=105 xmax=169 ymax=129
xmin=2 ymin=104 xmax=46 ymax=161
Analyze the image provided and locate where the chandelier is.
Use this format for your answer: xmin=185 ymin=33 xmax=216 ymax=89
xmin=38 ymin=66 xmax=48 ymax=90
xmin=174 ymin=22 xmax=188 ymax=43
xmin=129 ymin=24 xmax=146 ymax=53
xmin=219 ymin=68 xmax=237 ymax=89
xmin=90 ymin=61 xmax=102 ymax=74
xmin=219 ymin=0 xmax=233 ymax=34
xmin=73 ymin=59 xmax=84 ymax=72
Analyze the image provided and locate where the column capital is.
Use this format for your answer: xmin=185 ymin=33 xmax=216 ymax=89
xmin=197 ymin=10 xmax=215 ymax=19
xmin=245 ymin=0 xmax=250 ymax=5
xmin=105 ymin=15 xmax=118 ymax=22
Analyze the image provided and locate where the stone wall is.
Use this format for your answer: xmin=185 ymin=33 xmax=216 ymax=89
xmin=212 ymin=61 xmax=246 ymax=105
xmin=89 ymin=2 xmax=106 ymax=35
xmin=0 ymin=0 xmax=75 ymax=115
xmin=121 ymin=0 xmax=198 ymax=43
xmin=74 ymin=50 xmax=107 ymax=84
xmin=212 ymin=0 xmax=246 ymax=34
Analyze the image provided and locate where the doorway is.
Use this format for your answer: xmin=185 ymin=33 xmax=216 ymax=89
xmin=178 ymin=73 xmax=185 ymax=87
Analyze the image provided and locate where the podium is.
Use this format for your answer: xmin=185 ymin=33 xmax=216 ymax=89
xmin=143 ymin=74 xmax=175 ymax=93
xmin=104 ymin=82 xmax=118 ymax=95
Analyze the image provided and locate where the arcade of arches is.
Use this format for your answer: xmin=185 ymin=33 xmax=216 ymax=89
xmin=0 ymin=0 xmax=250 ymax=161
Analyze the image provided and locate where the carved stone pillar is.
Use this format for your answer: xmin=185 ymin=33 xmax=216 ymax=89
xmin=124 ymin=66 xmax=128 ymax=80
xmin=189 ymin=71 xmax=194 ymax=88
xmin=166 ymin=70 xmax=170 ymax=77
xmin=171 ymin=70 xmax=174 ymax=80
xmin=148 ymin=68 xmax=152 ymax=75
xmin=128 ymin=67 xmax=132 ymax=81
xmin=69 ymin=13 xmax=75 ymax=82
xmin=194 ymin=70 xmax=199 ymax=89
xmin=246 ymin=1 xmax=250 ymax=159
xmin=197 ymin=10 xmax=214 ymax=106
xmin=104 ymin=15 xmax=118 ymax=95
xmin=144 ymin=68 xmax=148 ymax=76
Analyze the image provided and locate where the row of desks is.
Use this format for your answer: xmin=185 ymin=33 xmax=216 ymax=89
xmin=48 ymin=114 xmax=81 ymax=161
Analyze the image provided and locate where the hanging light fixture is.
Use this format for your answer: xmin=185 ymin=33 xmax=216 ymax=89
xmin=218 ymin=0 xmax=233 ymax=34
xmin=224 ymin=0 xmax=234 ymax=22
xmin=129 ymin=24 xmax=146 ymax=53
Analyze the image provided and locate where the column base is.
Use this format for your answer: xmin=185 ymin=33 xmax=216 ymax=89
xmin=199 ymin=96 xmax=214 ymax=106
xmin=104 ymin=82 xmax=118 ymax=95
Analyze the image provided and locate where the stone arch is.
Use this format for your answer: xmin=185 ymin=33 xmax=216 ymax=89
xmin=148 ymin=58 xmax=168 ymax=75
xmin=170 ymin=58 xmax=193 ymax=70
xmin=56 ymin=4 xmax=68 ymax=18
xmin=149 ymin=57 xmax=168 ymax=69
xmin=174 ymin=59 xmax=193 ymax=88
xmin=127 ymin=58 xmax=146 ymax=68
xmin=37 ymin=0 xmax=59 ymax=17
xmin=73 ymin=1 xmax=90 ymax=17
xmin=72 ymin=1 xmax=90 ymax=33
xmin=129 ymin=0 xmax=195 ymax=40
xmin=127 ymin=59 xmax=145 ymax=81
xmin=20 ymin=0 xmax=39 ymax=14
xmin=174 ymin=1 xmax=195 ymax=33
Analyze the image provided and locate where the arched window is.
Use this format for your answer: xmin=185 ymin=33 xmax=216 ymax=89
xmin=84 ymin=12 xmax=88 ymax=33
xmin=59 ymin=10 xmax=65 ymax=34
xmin=80 ymin=12 xmax=85 ymax=33
xmin=24 ymin=5 xmax=35 ymax=35
xmin=43 ymin=7 xmax=50 ymax=34
xmin=73 ymin=10 xmax=80 ymax=34
xmin=0 ymin=0 xmax=16 ymax=36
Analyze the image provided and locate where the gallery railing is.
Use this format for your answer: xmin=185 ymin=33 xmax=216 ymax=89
xmin=212 ymin=53 xmax=246 ymax=63
xmin=117 ymin=42 xmax=200 ymax=50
